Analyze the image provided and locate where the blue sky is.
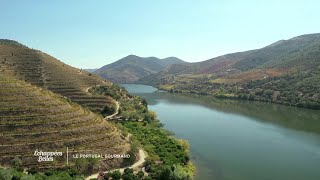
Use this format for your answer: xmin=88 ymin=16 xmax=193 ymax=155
xmin=1 ymin=0 xmax=319 ymax=68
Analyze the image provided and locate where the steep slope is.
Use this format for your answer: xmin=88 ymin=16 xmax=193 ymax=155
xmin=0 ymin=40 xmax=130 ymax=169
xmin=0 ymin=42 xmax=116 ymax=114
xmin=233 ymin=33 xmax=320 ymax=70
xmin=0 ymin=73 xmax=129 ymax=169
xmin=94 ymin=55 xmax=186 ymax=83
xmin=138 ymin=33 xmax=320 ymax=109
xmin=140 ymin=33 xmax=320 ymax=81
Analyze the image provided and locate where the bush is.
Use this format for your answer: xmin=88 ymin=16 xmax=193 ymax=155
xmin=111 ymin=170 xmax=121 ymax=180
xmin=20 ymin=174 xmax=35 ymax=180
xmin=101 ymin=105 xmax=116 ymax=115
xmin=122 ymin=173 xmax=138 ymax=180
xmin=12 ymin=157 xmax=22 ymax=169
xmin=137 ymin=171 xmax=144 ymax=178
xmin=104 ymin=172 xmax=112 ymax=180
xmin=56 ymin=172 xmax=72 ymax=180
xmin=122 ymin=121 xmax=192 ymax=178
xmin=75 ymin=158 xmax=88 ymax=173
xmin=0 ymin=169 xmax=13 ymax=180
xmin=123 ymin=168 xmax=134 ymax=175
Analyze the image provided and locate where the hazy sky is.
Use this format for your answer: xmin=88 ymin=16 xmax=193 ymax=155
xmin=1 ymin=0 xmax=319 ymax=68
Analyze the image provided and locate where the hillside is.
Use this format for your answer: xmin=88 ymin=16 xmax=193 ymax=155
xmin=138 ymin=33 xmax=320 ymax=109
xmin=0 ymin=42 xmax=118 ymax=114
xmin=0 ymin=39 xmax=27 ymax=48
xmin=0 ymin=41 xmax=131 ymax=170
xmin=93 ymin=55 xmax=186 ymax=83
xmin=0 ymin=40 xmax=194 ymax=179
xmin=0 ymin=73 xmax=129 ymax=170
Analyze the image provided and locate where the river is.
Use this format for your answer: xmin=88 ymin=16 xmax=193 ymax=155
xmin=121 ymin=84 xmax=320 ymax=180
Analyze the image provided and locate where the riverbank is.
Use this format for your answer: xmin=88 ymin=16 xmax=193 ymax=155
xmin=90 ymin=84 xmax=196 ymax=179
xmin=120 ymin=121 xmax=195 ymax=179
xmin=124 ymin=84 xmax=320 ymax=180
xmin=156 ymin=84 xmax=320 ymax=110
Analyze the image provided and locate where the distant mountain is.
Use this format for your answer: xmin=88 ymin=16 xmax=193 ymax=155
xmin=141 ymin=33 xmax=320 ymax=78
xmin=84 ymin=68 xmax=98 ymax=73
xmin=93 ymin=55 xmax=187 ymax=83
xmin=138 ymin=33 xmax=320 ymax=109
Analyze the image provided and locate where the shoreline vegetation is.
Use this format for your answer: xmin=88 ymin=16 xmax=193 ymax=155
xmin=132 ymin=34 xmax=320 ymax=111
xmin=152 ymin=71 xmax=320 ymax=110
xmin=0 ymin=40 xmax=194 ymax=179
xmin=89 ymin=84 xmax=196 ymax=179
xmin=0 ymin=83 xmax=195 ymax=180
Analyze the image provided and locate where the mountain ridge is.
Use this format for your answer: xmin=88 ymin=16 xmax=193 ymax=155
xmin=93 ymin=55 xmax=187 ymax=83
xmin=137 ymin=33 xmax=320 ymax=109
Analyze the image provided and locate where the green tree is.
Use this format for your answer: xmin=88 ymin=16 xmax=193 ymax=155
xmin=104 ymin=172 xmax=112 ymax=180
xmin=159 ymin=166 xmax=173 ymax=180
xmin=75 ymin=158 xmax=87 ymax=173
xmin=11 ymin=169 xmax=23 ymax=180
xmin=20 ymin=174 xmax=35 ymax=180
xmin=101 ymin=105 xmax=116 ymax=115
xmin=0 ymin=169 xmax=13 ymax=180
xmin=137 ymin=171 xmax=144 ymax=178
xmin=111 ymin=170 xmax=121 ymax=180
xmin=123 ymin=168 xmax=134 ymax=175
xmin=87 ymin=158 xmax=98 ymax=173
xmin=12 ymin=157 xmax=22 ymax=169
xmin=142 ymin=176 xmax=152 ymax=180
xmin=56 ymin=172 xmax=72 ymax=180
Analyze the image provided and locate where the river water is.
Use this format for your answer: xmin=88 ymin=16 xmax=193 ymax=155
xmin=122 ymin=84 xmax=320 ymax=180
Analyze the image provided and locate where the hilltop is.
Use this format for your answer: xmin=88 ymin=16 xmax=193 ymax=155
xmin=137 ymin=33 xmax=320 ymax=109
xmin=93 ymin=55 xmax=186 ymax=83
xmin=0 ymin=40 xmax=130 ymax=170
xmin=0 ymin=39 xmax=27 ymax=48
xmin=0 ymin=41 xmax=118 ymax=113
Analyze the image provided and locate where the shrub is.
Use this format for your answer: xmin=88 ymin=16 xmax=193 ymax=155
xmin=0 ymin=169 xmax=13 ymax=180
xmin=137 ymin=171 xmax=144 ymax=178
xmin=12 ymin=157 xmax=22 ymax=169
xmin=104 ymin=172 xmax=112 ymax=180
xmin=123 ymin=168 xmax=134 ymax=175
xmin=111 ymin=170 xmax=121 ymax=180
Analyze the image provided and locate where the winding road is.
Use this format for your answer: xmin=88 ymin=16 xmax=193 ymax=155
xmin=85 ymin=149 xmax=147 ymax=180
xmin=85 ymin=86 xmax=120 ymax=120
xmin=105 ymin=100 xmax=119 ymax=120
xmin=84 ymin=86 xmax=143 ymax=180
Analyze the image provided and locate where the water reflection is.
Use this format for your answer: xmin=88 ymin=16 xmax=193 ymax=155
xmin=135 ymin=91 xmax=320 ymax=135
xmin=122 ymin=84 xmax=320 ymax=180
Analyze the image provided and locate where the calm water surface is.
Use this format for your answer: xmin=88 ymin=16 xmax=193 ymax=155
xmin=122 ymin=84 xmax=320 ymax=180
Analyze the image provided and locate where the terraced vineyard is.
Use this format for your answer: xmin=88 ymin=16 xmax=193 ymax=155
xmin=0 ymin=41 xmax=130 ymax=170
xmin=0 ymin=43 xmax=116 ymax=113
xmin=0 ymin=73 xmax=129 ymax=169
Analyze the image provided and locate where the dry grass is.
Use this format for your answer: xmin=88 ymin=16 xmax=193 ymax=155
xmin=0 ymin=44 xmax=115 ymax=113
xmin=0 ymin=44 xmax=129 ymax=170
xmin=159 ymin=84 xmax=176 ymax=90
xmin=209 ymin=68 xmax=287 ymax=84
